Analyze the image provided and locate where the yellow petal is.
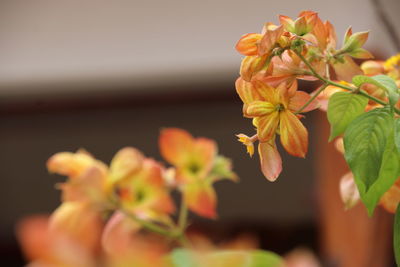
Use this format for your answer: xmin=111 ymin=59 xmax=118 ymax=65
xmin=246 ymin=101 xmax=275 ymax=117
xmin=240 ymin=55 xmax=268 ymax=82
xmin=256 ymin=111 xmax=279 ymax=142
xmin=109 ymin=147 xmax=144 ymax=184
xmin=236 ymin=134 xmax=255 ymax=157
xmin=279 ymin=110 xmax=308 ymax=158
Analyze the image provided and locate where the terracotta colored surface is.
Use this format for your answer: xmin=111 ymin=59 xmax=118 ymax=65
xmin=315 ymin=112 xmax=393 ymax=267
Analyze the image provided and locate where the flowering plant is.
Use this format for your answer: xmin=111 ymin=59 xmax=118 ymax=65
xmin=235 ymin=10 xmax=400 ymax=265
xmin=17 ymin=9 xmax=400 ymax=267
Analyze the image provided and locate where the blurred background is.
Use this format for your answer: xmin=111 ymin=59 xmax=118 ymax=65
xmin=0 ymin=0 xmax=399 ymax=266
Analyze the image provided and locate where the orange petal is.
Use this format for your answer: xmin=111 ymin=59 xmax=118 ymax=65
xmin=60 ymin=165 xmax=107 ymax=204
xmin=309 ymin=14 xmax=328 ymax=50
xmin=246 ymin=101 xmax=275 ymax=117
xmin=183 ymin=181 xmax=217 ymax=219
xmin=235 ymin=77 xmax=261 ymax=103
xmin=47 ymin=151 xmax=97 ymax=178
xmin=194 ymin=137 xmax=217 ymax=176
xmin=49 ymin=202 xmax=102 ymax=253
xmin=258 ymin=25 xmax=284 ymax=55
xmin=288 ymin=91 xmax=319 ymax=113
xmin=235 ymin=33 xmax=262 ymax=56
xmin=159 ymin=128 xmax=194 ymax=167
xmin=102 ymin=211 xmax=141 ymax=254
xmin=332 ymin=56 xmax=362 ymax=82
xmin=279 ymin=15 xmax=295 ymax=32
xmin=16 ymin=215 xmax=51 ymax=262
xmin=240 ymin=55 xmax=268 ymax=82
xmin=251 ymin=80 xmax=276 ymax=102
xmin=325 ymin=21 xmax=337 ymax=49
xmin=380 ymin=178 xmax=400 ymax=213
xmin=258 ymin=141 xmax=282 ymax=181
xmin=256 ymin=111 xmax=279 ymax=142
xmin=279 ymin=110 xmax=308 ymax=157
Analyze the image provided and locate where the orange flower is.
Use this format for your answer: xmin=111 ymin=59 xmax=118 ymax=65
xmin=239 ymin=79 xmax=317 ymax=157
xmin=236 ymin=79 xmax=318 ymax=180
xmin=17 ymin=209 xmax=102 ymax=267
xmin=47 ymin=150 xmax=109 ymax=206
xmin=236 ymin=23 xmax=284 ymax=82
xmin=159 ymin=128 xmax=237 ymax=218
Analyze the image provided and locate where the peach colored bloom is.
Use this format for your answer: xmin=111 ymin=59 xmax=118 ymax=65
xmin=159 ymin=128 xmax=236 ymax=218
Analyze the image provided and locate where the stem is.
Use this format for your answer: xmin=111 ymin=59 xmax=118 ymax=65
xmin=295 ymin=50 xmax=400 ymax=115
xmin=295 ymin=83 xmax=328 ymax=114
xmin=176 ymin=196 xmax=193 ymax=248
xmin=121 ymin=209 xmax=177 ymax=238
xmin=178 ymin=200 xmax=188 ymax=232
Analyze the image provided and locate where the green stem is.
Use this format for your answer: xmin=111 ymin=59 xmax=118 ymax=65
xmin=121 ymin=209 xmax=178 ymax=238
xmin=295 ymin=83 xmax=328 ymax=114
xmin=295 ymin=50 xmax=400 ymax=115
xmin=178 ymin=200 xmax=188 ymax=232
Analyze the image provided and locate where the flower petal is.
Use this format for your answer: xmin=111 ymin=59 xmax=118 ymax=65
xmin=183 ymin=181 xmax=217 ymax=219
xmin=47 ymin=151 xmax=98 ymax=178
xmin=251 ymin=80 xmax=276 ymax=102
xmin=49 ymin=202 xmax=102 ymax=253
xmin=380 ymin=178 xmax=400 ymax=213
xmin=159 ymin=128 xmax=194 ymax=167
xmin=279 ymin=110 xmax=308 ymax=157
xmin=339 ymin=172 xmax=360 ymax=210
xmin=288 ymin=91 xmax=319 ymax=113
xmin=109 ymin=147 xmax=144 ymax=184
xmin=258 ymin=24 xmax=284 ymax=55
xmin=246 ymin=101 xmax=275 ymax=117
xmin=194 ymin=137 xmax=217 ymax=175
xmin=240 ymin=55 xmax=268 ymax=82
xmin=101 ymin=211 xmax=141 ymax=254
xmin=235 ymin=33 xmax=262 ymax=56
xmin=331 ymin=56 xmax=362 ymax=82
xmin=256 ymin=112 xmax=279 ymax=142
xmin=258 ymin=141 xmax=282 ymax=181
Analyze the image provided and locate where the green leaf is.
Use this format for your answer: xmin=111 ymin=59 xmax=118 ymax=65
xmin=327 ymin=92 xmax=368 ymax=141
xmin=168 ymin=249 xmax=284 ymax=267
xmin=394 ymin=204 xmax=400 ymax=266
xmin=352 ymin=75 xmax=399 ymax=108
xmin=344 ymin=108 xmax=399 ymax=215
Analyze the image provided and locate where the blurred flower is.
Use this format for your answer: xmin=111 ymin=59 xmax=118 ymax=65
xmin=16 ymin=213 xmax=101 ymax=267
xmin=159 ymin=128 xmax=237 ymax=218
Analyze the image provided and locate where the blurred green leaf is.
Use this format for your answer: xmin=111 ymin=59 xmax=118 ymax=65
xmin=168 ymin=249 xmax=284 ymax=267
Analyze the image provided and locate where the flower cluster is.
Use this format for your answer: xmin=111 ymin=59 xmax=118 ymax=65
xmin=235 ymin=10 xmax=374 ymax=181
xmin=17 ymin=128 xmax=236 ymax=266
